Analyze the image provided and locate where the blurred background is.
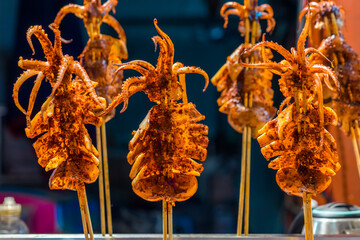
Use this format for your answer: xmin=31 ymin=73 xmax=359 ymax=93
xmin=0 ymin=0 xmax=358 ymax=235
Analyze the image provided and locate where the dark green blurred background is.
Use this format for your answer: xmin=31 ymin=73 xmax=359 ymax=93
xmin=0 ymin=0 xmax=302 ymax=234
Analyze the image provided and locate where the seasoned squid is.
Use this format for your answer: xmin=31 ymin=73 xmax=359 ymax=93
xmin=298 ymin=0 xmax=344 ymax=46
xmin=212 ymin=45 xmax=276 ymax=136
xmin=239 ymin=14 xmax=340 ymax=196
xmin=54 ymin=0 xmax=128 ymax=121
xmin=313 ymin=36 xmax=360 ymax=135
xmin=302 ymin=1 xmax=360 ymax=136
xmin=13 ymin=24 xmax=105 ymax=191
xmin=211 ymin=0 xmax=276 ymax=136
xmin=103 ymin=19 xmax=209 ymax=203
xmin=239 ymin=9 xmax=341 ymax=240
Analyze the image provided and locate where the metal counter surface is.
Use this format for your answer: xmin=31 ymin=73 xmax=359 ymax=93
xmin=0 ymin=234 xmax=360 ymax=240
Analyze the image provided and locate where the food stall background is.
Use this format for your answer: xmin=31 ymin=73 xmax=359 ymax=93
xmin=0 ymin=0 xmax=357 ymax=235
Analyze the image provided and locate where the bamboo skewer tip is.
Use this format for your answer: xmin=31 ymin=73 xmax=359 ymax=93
xmin=237 ymin=93 xmax=253 ymax=236
xmin=96 ymin=127 xmax=106 ymax=236
xmin=168 ymin=202 xmax=173 ymax=240
xmin=83 ymin=188 xmax=95 ymax=240
xmin=350 ymin=125 xmax=360 ymax=180
xmin=162 ymin=200 xmax=168 ymax=240
xmin=237 ymin=125 xmax=247 ymax=236
xmin=77 ymin=186 xmax=95 ymax=240
xmin=101 ymin=124 xmax=113 ymax=236
xmin=302 ymin=192 xmax=314 ymax=240
xmin=78 ymin=190 xmax=89 ymax=240
xmin=244 ymin=126 xmax=252 ymax=236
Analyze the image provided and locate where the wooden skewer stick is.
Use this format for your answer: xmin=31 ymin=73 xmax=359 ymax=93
xmin=162 ymin=200 xmax=168 ymax=240
xmin=353 ymin=121 xmax=360 ymax=166
xmin=251 ymin=21 xmax=257 ymax=45
xmin=323 ymin=16 xmax=332 ymax=38
xmin=101 ymin=123 xmax=113 ymax=236
xmin=350 ymin=125 xmax=360 ymax=180
xmin=243 ymin=19 xmax=257 ymax=234
xmin=330 ymin=13 xmax=342 ymax=65
xmin=245 ymin=18 xmax=251 ymax=46
xmin=237 ymin=17 xmax=255 ymax=236
xmin=77 ymin=188 xmax=89 ymax=240
xmin=168 ymin=202 xmax=173 ymax=240
xmin=323 ymin=16 xmax=339 ymax=66
xmin=96 ymin=126 xmax=106 ymax=236
xmin=236 ymin=93 xmax=249 ymax=236
xmin=244 ymin=125 xmax=251 ymax=236
xmin=302 ymin=192 xmax=314 ymax=240
xmin=330 ymin=13 xmax=339 ymax=36
xmin=83 ymin=187 xmax=95 ymax=240
xmin=244 ymin=92 xmax=253 ymax=236
xmin=249 ymin=21 xmax=257 ymax=63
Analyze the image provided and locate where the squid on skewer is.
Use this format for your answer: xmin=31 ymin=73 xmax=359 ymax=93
xmin=13 ymin=25 xmax=105 ymax=240
xmin=313 ymin=36 xmax=360 ymax=135
xmin=54 ymin=0 xmax=128 ymax=121
xmin=302 ymin=1 xmax=360 ymax=181
xmin=220 ymin=0 xmax=275 ymax=40
xmin=212 ymin=0 xmax=276 ymax=135
xmin=239 ymin=14 xmax=340 ymax=240
xmin=103 ymin=19 xmax=209 ymax=240
xmin=212 ymin=44 xmax=276 ymax=137
xmin=211 ymin=0 xmax=276 ymax=235
xmin=298 ymin=0 xmax=344 ymax=47
xmin=54 ymin=1 xmax=128 ymax=234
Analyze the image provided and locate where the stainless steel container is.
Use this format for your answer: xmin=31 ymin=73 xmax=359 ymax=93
xmin=308 ymin=203 xmax=360 ymax=234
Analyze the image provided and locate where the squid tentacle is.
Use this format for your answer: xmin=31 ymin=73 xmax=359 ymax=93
xmin=151 ymin=36 xmax=168 ymax=72
xmin=278 ymin=97 xmax=292 ymax=113
xmin=103 ymin=14 xmax=127 ymax=44
xmin=175 ymin=67 xmax=209 ymax=92
xmin=26 ymin=72 xmax=45 ymax=128
xmin=101 ymin=77 xmax=145 ymax=115
xmin=257 ymin=4 xmax=276 ymax=33
xmin=49 ymin=56 xmax=70 ymax=98
xmin=172 ymin=62 xmax=184 ymax=73
xmin=26 ymin=25 xmax=54 ymax=61
xmin=298 ymin=6 xmax=317 ymax=26
xmin=53 ymin=4 xmax=84 ymax=27
xmin=101 ymin=0 xmax=118 ymax=16
xmin=257 ymin=4 xmax=274 ymax=17
xmin=18 ymin=58 xmax=49 ymax=71
xmin=117 ymin=60 xmax=155 ymax=72
xmin=297 ymin=15 xmax=311 ymax=62
xmin=310 ymin=64 xmax=339 ymax=92
xmin=221 ymin=9 xmax=242 ymax=28
xmin=239 ymin=58 xmax=286 ymax=75
xmin=119 ymin=76 xmax=145 ymax=113
xmin=13 ymin=69 xmax=39 ymax=114
xmin=305 ymin=47 xmax=333 ymax=67
xmin=246 ymin=41 xmax=294 ymax=63
xmin=49 ymin=23 xmax=63 ymax=59
xmin=153 ymin=19 xmax=174 ymax=70
xmin=115 ymin=63 xmax=150 ymax=77
xmin=71 ymin=61 xmax=106 ymax=109
xmin=220 ymin=1 xmax=245 ymax=27
xmin=40 ymin=55 xmax=70 ymax=115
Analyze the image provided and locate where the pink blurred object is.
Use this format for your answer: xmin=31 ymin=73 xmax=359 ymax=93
xmin=0 ymin=192 xmax=57 ymax=233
